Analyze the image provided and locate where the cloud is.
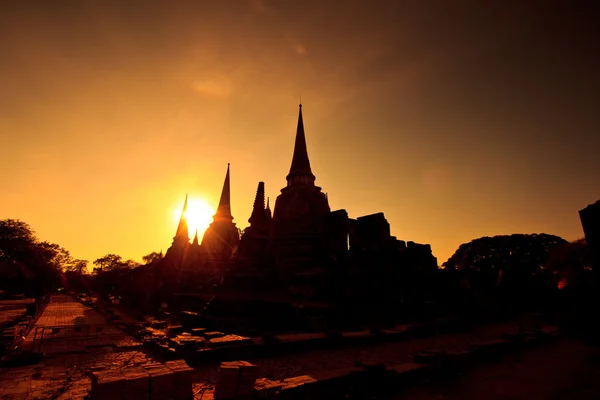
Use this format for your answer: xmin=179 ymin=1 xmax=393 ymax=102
xmin=422 ymin=163 xmax=452 ymax=195
xmin=192 ymin=78 xmax=233 ymax=98
xmin=295 ymin=44 xmax=308 ymax=56
xmin=250 ymin=0 xmax=270 ymax=13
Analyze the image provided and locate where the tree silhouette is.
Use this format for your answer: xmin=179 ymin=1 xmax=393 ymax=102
xmin=443 ymin=233 xmax=567 ymax=274
xmin=71 ymin=259 xmax=88 ymax=274
xmin=0 ymin=219 xmax=64 ymax=295
xmin=121 ymin=259 xmax=140 ymax=269
xmin=39 ymin=242 xmax=74 ymax=271
xmin=442 ymin=233 xmax=568 ymax=315
xmin=0 ymin=219 xmax=38 ymax=261
xmin=93 ymin=254 xmax=123 ymax=272
xmin=142 ymin=251 xmax=163 ymax=264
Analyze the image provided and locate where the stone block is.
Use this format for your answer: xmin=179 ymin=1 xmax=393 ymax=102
xmin=214 ymin=365 xmax=239 ymax=399
xmin=204 ymin=331 xmax=225 ymax=339
xmin=165 ymin=360 xmax=194 ymax=400
xmin=276 ymin=375 xmax=317 ymax=400
xmin=255 ymin=378 xmax=283 ymax=400
xmin=170 ymin=335 xmax=205 ymax=352
xmin=414 ymin=351 xmax=445 ymax=365
xmin=387 ymin=362 xmax=428 ymax=381
xmin=91 ymin=369 xmax=125 ymax=400
xmin=209 ymin=335 xmax=252 ymax=347
xmin=191 ymin=328 xmax=206 ymax=336
xmin=123 ymin=367 xmax=150 ymax=400
xmin=213 ymin=361 xmax=259 ymax=400
xmin=150 ymin=320 xmax=168 ymax=329
xmin=236 ymin=361 xmax=259 ymax=397
xmin=168 ymin=325 xmax=185 ymax=335
xmin=145 ymin=365 xmax=174 ymax=400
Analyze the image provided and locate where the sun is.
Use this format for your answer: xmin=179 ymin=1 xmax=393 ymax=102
xmin=173 ymin=197 xmax=215 ymax=240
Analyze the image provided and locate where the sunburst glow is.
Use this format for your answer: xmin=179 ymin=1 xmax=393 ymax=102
xmin=173 ymin=197 xmax=215 ymax=240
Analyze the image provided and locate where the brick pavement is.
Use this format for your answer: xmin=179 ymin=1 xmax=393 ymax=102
xmin=0 ymin=295 xmax=151 ymax=399
xmin=29 ymin=295 xmax=119 ymax=331
xmin=22 ymin=295 xmax=138 ymax=354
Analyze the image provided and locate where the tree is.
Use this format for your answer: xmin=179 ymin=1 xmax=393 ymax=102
xmin=63 ymin=259 xmax=90 ymax=293
xmin=443 ymin=233 xmax=567 ymax=274
xmin=121 ymin=259 xmax=140 ymax=269
xmin=0 ymin=219 xmax=38 ymax=262
xmin=71 ymin=259 xmax=89 ymax=274
xmin=441 ymin=233 xmax=568 ymax=315
xmin=93 ymin=254 xmax=123 ymax=273
xmin=0 ymin=219 xmax=64 ymax=295
xmin=92 ymin=254 xmax=139 ymax=272
xmin=39 ymin=242 xmax=74 ymax=271
xmin=142 ymin=251 xmax=163 ymax=264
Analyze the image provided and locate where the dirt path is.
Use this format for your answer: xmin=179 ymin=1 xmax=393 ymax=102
xmin=392 ymin=337 xmax=600 ymax=400
xmin=22 ymin=294 xmax=139 ymax=354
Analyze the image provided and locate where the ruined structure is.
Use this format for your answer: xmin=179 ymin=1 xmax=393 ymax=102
xmin=580 ymin=200 xmax=600 ymax=271
xmin=128 ymin=104 xmax=438 ymax=329
xmin=201 ymin=164 xmax=240 ymax=261
xmin=235 ymin=182 xmax=272 ymax=267
xmin=164 ymin=194 xmax=191 ymax=264
xmin=272 ymin=106 xmax=331 ymax=279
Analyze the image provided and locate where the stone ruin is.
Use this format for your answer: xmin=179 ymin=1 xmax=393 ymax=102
xmin=119 ymin=104 xmax=438 ymax=331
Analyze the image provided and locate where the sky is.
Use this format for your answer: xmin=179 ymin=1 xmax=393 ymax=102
xmin=1 ymin=0 xmax=599 ymax=265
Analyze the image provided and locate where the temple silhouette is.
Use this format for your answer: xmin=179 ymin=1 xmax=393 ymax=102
xmin=123 ymin=105 xmax=438 ymax=331
xmin=580 ymin=200 xmax=600 ymax=272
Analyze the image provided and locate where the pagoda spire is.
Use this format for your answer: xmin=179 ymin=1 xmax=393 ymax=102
xmin=286 ymin=104 xmax=316 ymax=186
xmin=192 ymin=229 xmax=199 ymax=246
xmin=214 ymin=164 xmax=233 ymax=222
xmin=175 ymin=194 xmax=189 ymax=239
xmin=249 ymin=182 xmax=266 ymax=225
xmin=265 ymin=196 xmax=272 ymax=220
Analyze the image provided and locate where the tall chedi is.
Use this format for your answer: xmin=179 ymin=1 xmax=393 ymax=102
xmin=248 ymin=182 xmax=271 ymax=234
xmin=165 ymin=194 xmax=191 ymax=261
xmin=236 ymin=181 xmax=273 ymax=264
xmin=272 ymin=104 xmax=330 ymax=276
xmin=202 ymin=164 xmax=240 ymax=261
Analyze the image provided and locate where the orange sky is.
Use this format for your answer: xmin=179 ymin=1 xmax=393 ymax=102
xmin=1 ymin=1 xmax=599 ymax=265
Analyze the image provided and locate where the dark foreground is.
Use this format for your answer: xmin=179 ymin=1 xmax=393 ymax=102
xmin=1 ymin=295 xmax=599 ymax=399
xmin=392 ymin=336 xmax=600 ymax=400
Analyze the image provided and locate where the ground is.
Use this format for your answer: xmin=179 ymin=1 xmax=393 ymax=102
xmin=1 ymin=295 xmax=599 ymax=399
xmin=194 ymin=322 xmax=525 ymax=383
xmin=393 ymin=337 xmax=600 ymax=400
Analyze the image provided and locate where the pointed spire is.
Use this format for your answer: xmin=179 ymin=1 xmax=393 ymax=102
xmin=249 ymin=182 xmax=266 ymax=225
xmin=214 ymin=164 xmax=233 ymax=221
xmin=265 ymin=196 xmax=272 ymax=220
xmin=287 ymin=104 xmax=315 ymax=186
xmin=175 ymin=194 xmax=189 ymax=239
xmin=192 ymin=229 xmax=199 ymax=246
